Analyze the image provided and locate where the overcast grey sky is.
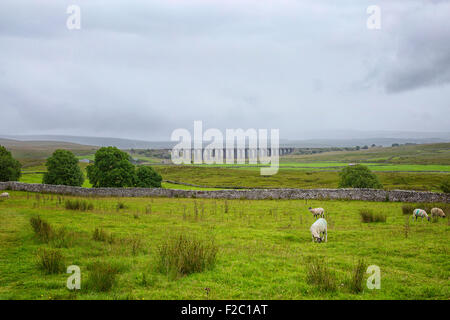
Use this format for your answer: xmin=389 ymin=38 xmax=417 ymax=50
xmin=0 ymin=0 xmax=449 ymax=140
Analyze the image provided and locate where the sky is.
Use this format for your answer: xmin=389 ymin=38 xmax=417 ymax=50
xmin=0 ymin=0 xmax=449 ymax=141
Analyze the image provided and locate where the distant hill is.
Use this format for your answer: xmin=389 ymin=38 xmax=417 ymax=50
xmin=0 ymin=138 xmax=97 ymax=166
xmin=1 ymin=131 xmax=449 ymax=149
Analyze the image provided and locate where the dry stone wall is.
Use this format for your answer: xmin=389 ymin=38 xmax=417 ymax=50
xmin=0 ymin=181 xmax=448 ymax=203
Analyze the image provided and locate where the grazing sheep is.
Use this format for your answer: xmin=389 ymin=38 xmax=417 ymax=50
xmin=412 ymin=209 xmax=430 ymax=222
xmin=310 ymin=218 xmax=327 ymax=243
xmin=0 ymin=192 xmax=10 ymax=199
xmin=308 ymin=207 xmax=325 ymax=219
xmin=431 ymin=208 xmax=446 ymax=218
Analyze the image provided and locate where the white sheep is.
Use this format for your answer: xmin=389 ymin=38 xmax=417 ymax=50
xmin=431 ymin=208 xmax=446 ymax=218
xmin=412 ymin=209 xmax=430 ymax=222
xmin=0 ymin=192 xmax=10 ymax=199
xmin=308 ymin=207 xmax=325 ymax=219
xmin=310 ymin=218 xmax=327 ymax=243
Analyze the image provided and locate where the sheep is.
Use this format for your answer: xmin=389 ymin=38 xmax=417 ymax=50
xmin=0 ymin=192 xmax=10 ymax=199
xmin=412 ymin=209 xmax=430 ymax=222
xmin=310 ymin=218 xmax=327 ymax=243
xmin=431 ymin=208 xmax=446 ymax=218
xmin=308 ymin=207 xmax=325 ymax=219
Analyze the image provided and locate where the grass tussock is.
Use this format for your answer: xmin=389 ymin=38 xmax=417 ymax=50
xmin=359 ymin=209 xmax=386 ymax=223
xmin=85 ymin=262 xmax=120 ymax=292
xmin=402 ymin=204 xmax=415 ymax=215
xmin=92 ymin=228 xmax=115 ymax=244
xmin=347 ymin=259 xmax=367 ymax=293
xmin=30 ymin=216 xmax=54 ymax=242
xmin=157 ymin=233 xmax=218 ymax=278
xmin=116 ymin=201 xmax=127 ymax=210
xmin=36 ymin=248 xmax=64 ymax=274
xmin=305 ymin=256 xmax=337 ymax=292
xmin=65 ymin=199 xmax=94 ymax=211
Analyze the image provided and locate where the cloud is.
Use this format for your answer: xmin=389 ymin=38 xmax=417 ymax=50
xmin=0 ymin=0 xmax=448 ymax=140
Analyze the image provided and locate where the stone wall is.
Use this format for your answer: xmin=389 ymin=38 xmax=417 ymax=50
xmin=0 ymin=181 xmax=448 ymax=203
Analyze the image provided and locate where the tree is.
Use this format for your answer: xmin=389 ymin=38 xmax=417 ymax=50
xmin=338 ymin=164 xmax=382 ymax=189
xmin=0 ymin=145 xmax=21 ymax=182
xmin=135 ymin=166 xmax=162 ymax=188
xmin=43 ymin=150 xmax=84 ymax=186
xmin=86 ymin=147 xmax=136 ymax=188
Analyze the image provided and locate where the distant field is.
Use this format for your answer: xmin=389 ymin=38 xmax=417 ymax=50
xmin=183 ymin=162 xmax=450 ymax=172
xmin=156 ymin=166 xmax=448 ymax=191
xmin=0 ymin=191 xmax=448 ymax=299
xmin=283 ymin=143 xmax=450 ymax=165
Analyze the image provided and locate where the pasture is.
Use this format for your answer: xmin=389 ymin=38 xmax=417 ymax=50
xmin=0 ymin=191 xmax=448 ymax=300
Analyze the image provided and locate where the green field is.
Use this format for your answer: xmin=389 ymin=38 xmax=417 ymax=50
xmin=283 ymin=143 xmax=450 ymax=165
xmin=156 ymin=166 xmax=448 ymax=191
xmin=0 ymin=191 xmax=448 ymax=300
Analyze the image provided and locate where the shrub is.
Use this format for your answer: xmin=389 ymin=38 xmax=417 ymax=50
xmin=36 ymin=248 xmax=64 ymax=274
xmin=30 ymin=216 xmax=54 ymax=242
xmin=347 ymin=259 xmax=367 ymax=293
xmin=338 ymin=164 xmax=382 ymax=189
xmin=85 ymin=262 xmax=119 ymax=292
xmin=42 ymin=150 xmax=84 ymax=187
xmin=305 ymin=256 xmax=337 ymax=292
xmin=440 ymin=179 xmax=450 ymax=193
xmin=157 ymin=234 xmax=218 ymax=278
xmin=359 ymin=209 xmax=386 ymax=223
xmin=0 ymin=145 xmax=21 ymax=182
xmin=65 ymin=199 xmax=94 ymax=211
xmin=135 ymin=166 xmax=162 ymax=188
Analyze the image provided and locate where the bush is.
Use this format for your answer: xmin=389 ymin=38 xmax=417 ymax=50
xmin=359 ymin=209 xmax=386 ymax=223
xmin=65 ymin=199 xmax=94 ymax=211
xmin=30 ymin=216 xmax=54 ymax=242
xmin=36 ymin=248 xmax=64 ymax=274
xmin=85 ymin=262 xmax=119 ymax=292
xmin=0 ymin=145 xmax=21 ymax=182
xmin=87 ymin=147 xmax=136 ymax=188
xmin=338 ymin=164 xmax=382 ymax=189
xmin=347 ymin=259 xmax=367 ymax=293
xmin=441 ymin=179 xmax=450 ymax=193
xmin=305 ymin=256 xmax=337 ymax=292
xmin=157 ymin=234 xmax=218 ymax=278
xmin=43 ymin=149 xmax=84 ymax=187
xmin=135 ymin=166 xmax=162 ymax=188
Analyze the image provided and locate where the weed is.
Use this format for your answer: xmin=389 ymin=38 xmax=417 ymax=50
xmin=157 ymin=233 xmax=218 ymax=278
xmin=305 ymin=256 xmax=337 ymax=292
xmin=36 ymin=248 xmax=64 ymax=274
xmin=359 ymin=209 xmax=386 ymax=223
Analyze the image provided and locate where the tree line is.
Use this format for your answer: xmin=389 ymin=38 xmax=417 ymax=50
xmin=0 ymin=146 xmax=162 ymax=188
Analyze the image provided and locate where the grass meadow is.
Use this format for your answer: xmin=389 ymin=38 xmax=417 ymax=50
xmin=0 ymin=191 xmax=448 ymax=300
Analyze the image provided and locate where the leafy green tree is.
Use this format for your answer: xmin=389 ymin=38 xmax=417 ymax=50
xmin=338 ymin=164 xmax=382 ymax=189
xmin=43 ymin=150 xmax=84 ymax=186
xmin=87 ymin=147 xmax=136 ymax=188
xmin=135 ymin=166 xmax=162 ymax=188
xmin=0 ymin=145 xmax=21 ymax=182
